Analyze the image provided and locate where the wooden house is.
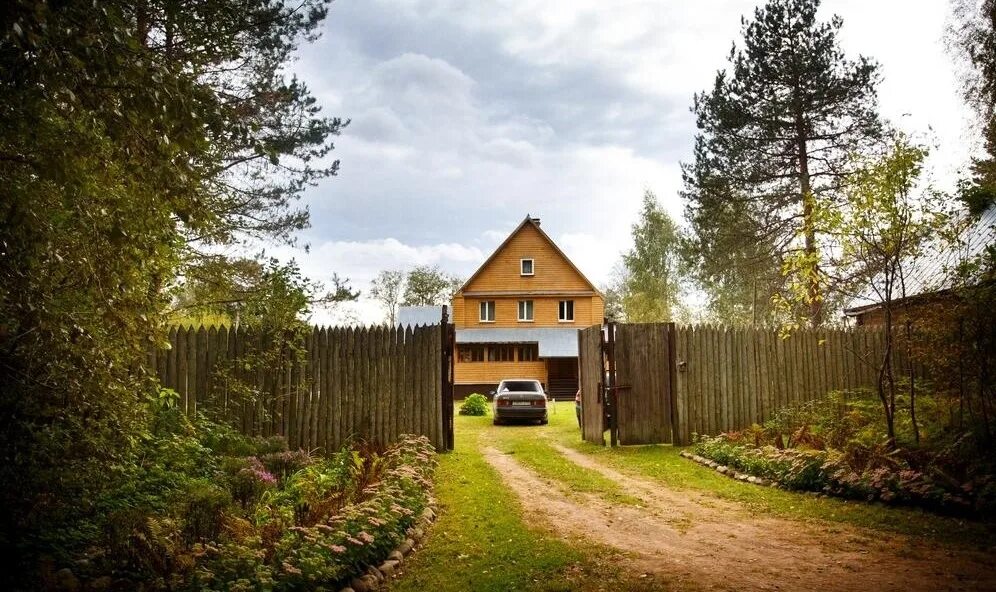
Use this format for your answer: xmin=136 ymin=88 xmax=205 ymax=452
xmin=451 ymin=216 xmax=604 ymax=399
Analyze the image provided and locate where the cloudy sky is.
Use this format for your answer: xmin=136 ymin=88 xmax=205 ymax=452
xmin=273 ymin=0 xmax=977 ymax=324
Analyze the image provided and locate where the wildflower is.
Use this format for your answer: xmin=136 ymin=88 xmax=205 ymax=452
xmin=282 ymin=562 xmax=302 ymax=575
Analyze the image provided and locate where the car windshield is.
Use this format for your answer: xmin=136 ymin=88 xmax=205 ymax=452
xmin=500 ymin=381 xmax=540 ymax=393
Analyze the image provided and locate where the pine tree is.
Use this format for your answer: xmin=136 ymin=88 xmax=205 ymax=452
xmin=683 ymin=0 xmax=882 ymax=326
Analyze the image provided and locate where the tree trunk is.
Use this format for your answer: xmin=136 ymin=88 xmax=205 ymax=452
xmin=795 ymin=115 xmax=823 ymax=328
xmin=905 ymin=318 xmax=920 ymax=445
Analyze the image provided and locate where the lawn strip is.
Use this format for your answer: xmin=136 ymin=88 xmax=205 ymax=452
xmin=544 ymin=406 xmax=994 ymax=548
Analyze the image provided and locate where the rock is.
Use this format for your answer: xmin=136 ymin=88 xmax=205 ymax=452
xmin=55 ymin=569 xmax=80 ymax=592
xmin=747 ymin=476 xmax=758 ymax=484
xmin=735 ymin=473 xmax=748 ymax=481
xmin=350 ymin=578 xmax=369 ymax=592
xmin=421 ymin=507 xmax=436 ymax=522
xmin=707 ymin=461 xmax=718 ymax=468
xmin=388 ymin=550 xmax=404 ymax=562
xmin=88 ymin=576 xmax=113 ymax=592
xmin=339 ymin=588 xmax=355 ymax=592
xmin=399 ymin=539 xmax=415 ymax=555
xmin=379 ymin=560 xmax=399 ymax=577
xmin=411 ymin=527 xmax=424 ymax=540
xmin=716 ymin=466 xmax=727 ymax=474
xmin=366 ymin=566 xmax=384 ymax=582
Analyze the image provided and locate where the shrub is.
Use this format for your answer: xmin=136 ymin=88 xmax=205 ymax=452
xmin=260 ymin=450 xmax=314 ymax=484
xmin=229 ymin=457 xmax=278 ymax=509
xmin=180 ymin=481 xmax=233 ymax=544
xmin=459 ymin=393 xmax=489 ymax=416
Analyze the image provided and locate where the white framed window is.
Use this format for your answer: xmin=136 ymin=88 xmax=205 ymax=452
xmin=479 ymin=300 xmax=495 ymax=322
xmin=558 ymin=300 xmax=574 ymax=322
xmin=520 ymin=258 xmax=534 ymax=276
xmin=517 ymin=300 xmax=534 ymax=322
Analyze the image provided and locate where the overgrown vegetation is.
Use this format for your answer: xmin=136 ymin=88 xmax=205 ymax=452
xmin=0 ymin=2 xmax=350 ymax=584
xmin=458 ymin=394 xmax=489 ymax=416
xmin=692 ymin=388 xmax=996 ymax=516
xmin=43 ymin=392 xmax=435 ymax=591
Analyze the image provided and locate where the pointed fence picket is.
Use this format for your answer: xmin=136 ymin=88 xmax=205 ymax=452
xmin=152 ymin=324 xmax=450 ymax=452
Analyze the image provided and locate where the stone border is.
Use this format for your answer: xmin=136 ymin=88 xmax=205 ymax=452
xmin=338 ymin=499 xmax=438 ymax=592
xmin=679 ymin=450 xmax=776 ymax=488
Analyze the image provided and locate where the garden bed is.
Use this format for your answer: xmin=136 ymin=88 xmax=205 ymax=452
xmin=687 ymin=389 xmax=996 ymax=517
xmin=44 ymin=403 xmax=437 ymax=592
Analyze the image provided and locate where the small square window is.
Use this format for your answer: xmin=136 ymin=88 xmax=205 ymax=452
xmin=479 ymin=300 xmax=495 ymax=322
xmin=517 ymin=300 xmax=534 ymax=321
xmin=559 ymin=300 xmax=574 ymax=322
xmin=520 ymin=259 xmax=534 ymax=276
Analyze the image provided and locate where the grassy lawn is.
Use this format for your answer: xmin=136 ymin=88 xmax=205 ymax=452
xmin=542 ymin=405 xmax=995 ymax=548
xmin=388 ymin=409 xmax=667 ymax=592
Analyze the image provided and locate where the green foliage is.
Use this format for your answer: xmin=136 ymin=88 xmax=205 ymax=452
xmin=59 ymin=410 xmax=436 ymax=590
xmin=370 ymin=270 xmax=407 ymax=325
xmin=0 ymin=0 xmax=347 ymax=582
xmin=683 ymin=0 xmax=882 ymax=326
xmin=459 ymin=394 xmax=490 ymax=416
xmin=402 ymin=265 xmax=463 ymax=308
xmin=949 ymin=0 xmax=996 ymax=199
xmin=619 ymin=191 xmax=690 ymax=322
xmin=693 ymin=388 xmax=992 ymax=515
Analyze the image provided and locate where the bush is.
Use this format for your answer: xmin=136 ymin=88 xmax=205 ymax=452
xmin=459 ymin=393 xmax=489 ymax=416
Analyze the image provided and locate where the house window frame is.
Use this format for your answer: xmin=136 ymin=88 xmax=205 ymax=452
xmin=458 ymin=345 xmax=485 ymax=363
xmin=558 ymin=300 xmax=575 ymax=323
xmin=520 ymin=258 xmax=534 ymax=276
xmin=517 ymin=300 xmax=534 ymax=322
xmin=479 ymin=300 xmax=495 ymax=323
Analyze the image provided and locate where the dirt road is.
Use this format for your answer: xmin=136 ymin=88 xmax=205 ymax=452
xmin=483 ymin=443 xmax=996 ymax=592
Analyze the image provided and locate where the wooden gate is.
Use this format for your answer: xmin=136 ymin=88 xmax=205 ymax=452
xmin=577 ymin=322 xmax=678 ymax=446
xmin=577 ymin=325 xmax=605 ymax=445
xmin=614 ymin=323 xmax=677 ymax=445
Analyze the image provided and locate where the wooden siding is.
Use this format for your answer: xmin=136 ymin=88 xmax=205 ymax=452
xmin=463 ymin=223 xmax=593 ymax=294
xmin=454 ymin=296 xmax=602 ymax=328
xmin=454 ymin=358 xmax=547 ymax=384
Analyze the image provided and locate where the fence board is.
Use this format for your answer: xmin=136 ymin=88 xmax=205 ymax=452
xmin=580 ymin=323 xmax=922 ymax=445
xmin=154 ymin=324 xmax=447 ymax=453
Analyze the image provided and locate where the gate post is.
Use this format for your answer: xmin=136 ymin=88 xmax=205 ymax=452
xmin=605 ymin=320 xmax=618 ymax=447
xmin=441 ymin=306 xmax=455 ymax=451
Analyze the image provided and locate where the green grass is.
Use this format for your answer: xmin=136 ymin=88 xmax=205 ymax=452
xmin=542 ymin=409 xmax=995 ymax=548
xmin=388 ymin=411 xmax=668 ymax=592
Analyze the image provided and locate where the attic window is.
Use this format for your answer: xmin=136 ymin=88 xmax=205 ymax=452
xmin=520 ymin=258 xmax=534 ymax=276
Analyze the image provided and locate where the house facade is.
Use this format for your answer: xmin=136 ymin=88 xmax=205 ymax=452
xmin=451 ymin=216 xmax=604 ymax=399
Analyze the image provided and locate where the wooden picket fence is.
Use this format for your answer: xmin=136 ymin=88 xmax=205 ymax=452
xmin=671 ymin=324 xmax=919 ymax=445
xmin=580 ymin=323 xmax=922 ymax=446
xmin=149 ymin=324 xmax=451 ymax=452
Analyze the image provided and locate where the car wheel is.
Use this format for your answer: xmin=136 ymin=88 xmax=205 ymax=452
xmin=540 ymin=418 xmax=549 ymax=425
xmin=493 ymin=417 xmax=503 ymax=425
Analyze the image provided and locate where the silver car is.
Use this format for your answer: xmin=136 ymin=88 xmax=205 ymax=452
xmin=491 ymin=379 xmax=548 ymax=425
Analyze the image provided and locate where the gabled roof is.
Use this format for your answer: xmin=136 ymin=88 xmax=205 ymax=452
xmin=457 ymin=215 xmax=602 ymax=296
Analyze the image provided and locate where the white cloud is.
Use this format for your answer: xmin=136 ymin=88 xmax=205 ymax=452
xmin=278 ymin=0 xmax=978 ymax=327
